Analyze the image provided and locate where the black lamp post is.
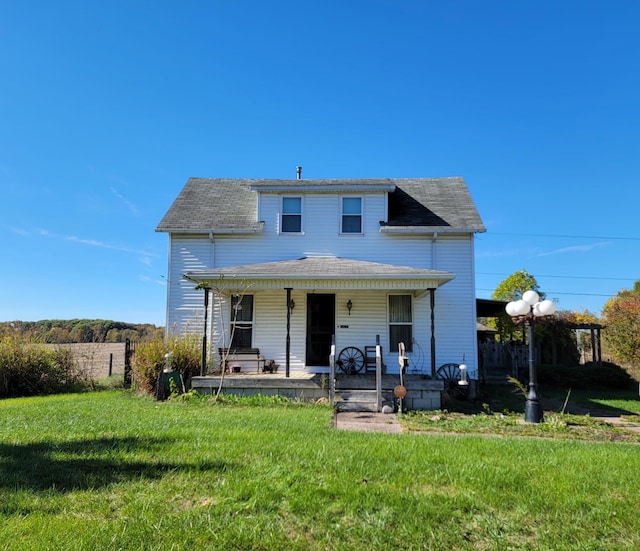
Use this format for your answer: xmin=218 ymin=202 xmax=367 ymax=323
xmin=505 ymin=290 xmax=557 ymax=423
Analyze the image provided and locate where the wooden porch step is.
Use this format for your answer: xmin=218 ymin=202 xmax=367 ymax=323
xmin=335 ymin=390 xmax=394 ymax=412
xmin=483 ymin=367 xmax=514 ymax=384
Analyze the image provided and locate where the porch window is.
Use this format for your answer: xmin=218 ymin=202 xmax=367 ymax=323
xmin=230 ymin=294 xmax=254 ymax=348
xmin=389 ymin=294 xmax=413 ymax=353
xmin=281 ymin=197 xmax=302 ymax=233
xmin=341 ymin=197 xmax=362 ymax=234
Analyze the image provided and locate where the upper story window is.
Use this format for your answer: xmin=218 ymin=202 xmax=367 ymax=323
xmin=281 ymin=197 xmax=302 ymax=233
xmin=341 ymin=197 xmax=362 ymax=234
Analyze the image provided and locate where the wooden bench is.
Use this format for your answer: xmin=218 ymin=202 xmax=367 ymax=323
xmin=218 ymin=347 xmax=264 ymax=373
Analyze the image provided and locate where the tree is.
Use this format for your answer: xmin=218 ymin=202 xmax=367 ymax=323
xmin=490 ymin=270 xmax=581 ymax=366
xmin=491 ymin=270 xmax=542 ymax=342
xmin=45 ymin=327 xmax=71 ymax=343
xmin=492 ymin=269 xmax=542 ymax=303
xmin=602 ymin=282 xmax=640 ymax=369
xmin=0 ymin=320 xmax=164 ymax=343
xmin=70 ymin=323 xmax=94 ymax=343
xmin=535 ymin=310 xmax=580 ymax=366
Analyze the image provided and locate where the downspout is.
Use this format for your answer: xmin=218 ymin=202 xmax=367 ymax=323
xmin=329 ymin=335 xmax=335 ymax=406
xmin=432 ymin=231 xmax=438 ymax=268
xmin=430 ymin=288 xmax=436 ymax=379
xmin=375 ymin=334 xmax=382 ymax=412
xmin=430 ymin=232 xmax=438 ymax=379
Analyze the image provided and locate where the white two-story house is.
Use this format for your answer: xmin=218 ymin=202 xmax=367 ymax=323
xmin=156 ymin=176 xmax=485 ymax=384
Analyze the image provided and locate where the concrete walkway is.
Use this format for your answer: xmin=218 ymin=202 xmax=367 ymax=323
xmin=334 ymin=411 xmax=403 ymax=433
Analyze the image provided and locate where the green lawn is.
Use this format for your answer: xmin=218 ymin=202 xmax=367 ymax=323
xmin=2 ymin=390 xmax=640 ymax=550
xmin=403 ymin=384 xmax=640 ymax=442
xmin=543 ymin=387 xmax=640 ymax=415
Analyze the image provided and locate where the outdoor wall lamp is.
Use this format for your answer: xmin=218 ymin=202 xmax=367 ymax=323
xmin=347 ymin=300 xmax=353 ymax=315
xmin=505 ymin=290 xmax=557 ymax=423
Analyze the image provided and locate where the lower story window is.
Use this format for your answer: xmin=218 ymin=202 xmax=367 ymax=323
xmin=230 ymin=294 xmax=254 ymax=348
xmin=389 ymin=294 xmax=413 ymax=353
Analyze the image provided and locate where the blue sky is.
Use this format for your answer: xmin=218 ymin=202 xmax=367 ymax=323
xmin=1 ymin=0 xmax=639 ymax=326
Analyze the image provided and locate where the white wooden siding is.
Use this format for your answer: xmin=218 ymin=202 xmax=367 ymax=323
xmin=165 ymin=192 xmax=480 ymax=376
xmin=333 ymin=291 xmax=387 ymax=364
xmin=255 ymin=291 xmax=306 ymax=371
xmin=167 ymin=235 xmax=213 ymax=334
xmin=429 ymin=237 xmax=479 ymax=377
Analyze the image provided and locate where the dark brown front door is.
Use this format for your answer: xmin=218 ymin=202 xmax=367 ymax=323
xmin=306 ymin=294 xmax=335 ymax=366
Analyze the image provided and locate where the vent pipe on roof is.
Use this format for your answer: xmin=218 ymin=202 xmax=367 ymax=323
xmin=296 ymin=166 xmax=302 ymax=180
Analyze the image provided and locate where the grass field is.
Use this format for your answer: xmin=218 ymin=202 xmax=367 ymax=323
xmin=2 ymin=390 xmax=640 ymax=550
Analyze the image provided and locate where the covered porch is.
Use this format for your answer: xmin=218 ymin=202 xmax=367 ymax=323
xmin=183 ymin=256 xmax=459 ymax=411
xmin=191 ymin=371 xmax=445 ymax=412
xmin=184 ymin=256 xmax=456 ymax=373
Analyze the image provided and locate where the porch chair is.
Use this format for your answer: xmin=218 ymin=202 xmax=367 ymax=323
xmin=364 ymin=345 xmax=386 ymax=373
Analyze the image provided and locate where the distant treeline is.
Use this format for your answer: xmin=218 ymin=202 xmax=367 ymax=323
xmin=0 ymin=319 xmax=165 ymax=343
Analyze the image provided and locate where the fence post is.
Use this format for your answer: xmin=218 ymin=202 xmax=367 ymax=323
xmin=124 ymin=339 xmax=132 ymax=388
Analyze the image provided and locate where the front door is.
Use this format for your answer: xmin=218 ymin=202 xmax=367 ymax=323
xmin=306 ymin=294 xmax=335 ymax=366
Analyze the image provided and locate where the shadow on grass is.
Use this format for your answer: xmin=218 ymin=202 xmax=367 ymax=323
xmin=448 ymin=384 xmax=640 ymax=418
xmin=0 ymin=436 xmax=230 ymax=492
xmin=542 ymin=388 xmax=640 ymax=417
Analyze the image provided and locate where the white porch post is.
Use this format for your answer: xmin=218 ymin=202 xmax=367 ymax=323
xmin=285 ymin=287 xmax=292 ymax=378
xmin=201 ymin=287 xmax=210 ymax=377
xmin=430 ymin=288 xmax=436 ymax=379
xmin=375 ymin=334 xmax=382 ymax=412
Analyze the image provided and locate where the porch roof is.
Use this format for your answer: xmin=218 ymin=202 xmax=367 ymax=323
xmin=183 ymin=256 xmax=455 ymax=291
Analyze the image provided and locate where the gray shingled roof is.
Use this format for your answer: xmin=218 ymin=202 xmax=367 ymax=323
xmin=156 ymin=177 xmax=485 ymax=233
xmin=186 ymin=256 xmax=454 ymax=278
xmin=385 ymin=178 xmax=485 ymax=230
xmin=183 ymin=256 xmax=455 ymax=289
xmin=156 ymin=178 xmax=262 ymax=232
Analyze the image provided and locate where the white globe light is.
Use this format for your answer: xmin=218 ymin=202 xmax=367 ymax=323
xmin=537 ymin=299 xmax=556 ymax=316
xmin=522 ymin=290 xmax=540 ymax=306
xmin=512 ymin=299 xmax=531 ymax=316
xmin=505 ymin=301 xmax=519 ymax=316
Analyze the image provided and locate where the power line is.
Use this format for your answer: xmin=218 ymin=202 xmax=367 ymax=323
xmin=487 ymin=232 xmax=640 ymax=241
xmin=477 ymin=272 xmax=636 ymax=282
xmin=476 ymin=288 xmax=615 ymax=297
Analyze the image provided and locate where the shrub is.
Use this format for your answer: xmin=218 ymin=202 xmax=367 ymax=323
xmin=133 ymin=335 xmax=201 ymax=396
xmin=132 ymin=338 xmax=166 ymax=395
xmin=537 ymin=362 xmax=636 ymax=390
xmin=0 ymin=336 xmax=92 ymax=398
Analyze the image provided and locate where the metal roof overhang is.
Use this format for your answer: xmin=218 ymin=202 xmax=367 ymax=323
xmin=476 ymin=298 xmax=508 ymax=317
xmin=155 ymin=223 xmax=265 ymax=235
xmin=183 ymin=257 xmax=455 ymax=292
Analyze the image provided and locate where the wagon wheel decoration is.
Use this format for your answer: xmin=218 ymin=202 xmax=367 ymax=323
xmin=336 ymin=346 xmax=365 ymax=374
xmin=436 ymin=363 xmax=470 ymax=399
